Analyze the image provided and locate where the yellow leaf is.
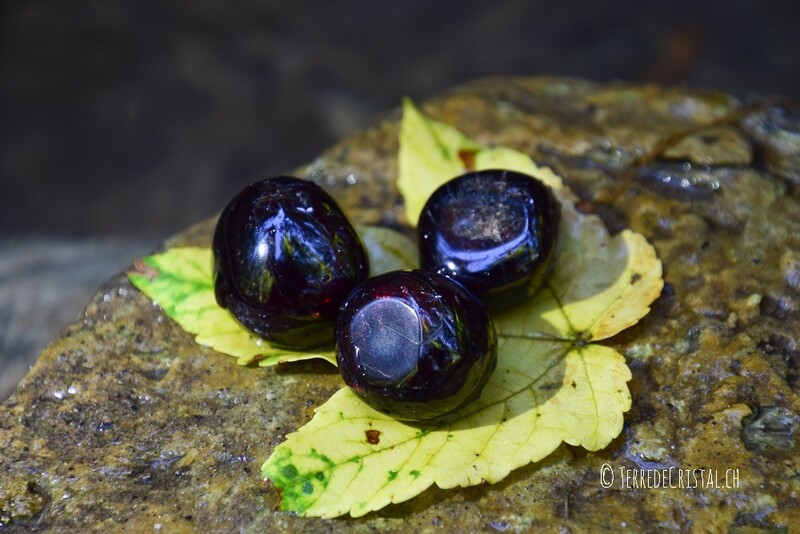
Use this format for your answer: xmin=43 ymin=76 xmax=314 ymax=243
xmin=397 ymin=97 xmax=481 ymax=226
xmin=127 ymin=226 xmax=417 ymax=367
xmin=262 ymin=102 xmax=662 ymax=517
xmin=474 ymin=146 xmax=568 ymax=193
xmin=262 ymin=341 xmax=631 ymax=518
xmin=477 ymin=148 xmax=664 ymax=342
xmin=128 ymin=247 xmax=332 ymax=366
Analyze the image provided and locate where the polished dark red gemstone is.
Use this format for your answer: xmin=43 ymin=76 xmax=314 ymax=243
xmin=336 ymin=269 xmax=497 ymax=422
xmin=213 ymin=176 xmax=369 ymax=349
xmin=418 ymin=169 xmax=561 ymax=310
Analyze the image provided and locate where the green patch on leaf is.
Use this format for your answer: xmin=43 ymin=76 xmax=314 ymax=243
xmin=262 ymin=448 xmax=333 ymax=515
xmin=261 ymin=100 xmax=663 ymax=517
xmin=127 ymin=225 xmax=417 ymax=367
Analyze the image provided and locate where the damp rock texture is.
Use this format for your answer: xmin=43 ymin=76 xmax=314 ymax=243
xmin=1 ymin=78 xmax=799 ymax=532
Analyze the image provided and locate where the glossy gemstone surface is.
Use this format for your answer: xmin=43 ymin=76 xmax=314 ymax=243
xmin=418 ymin=169 xmax=561 ymax=309
xmin=213 ymin=176 xmax=369 ymax=349
xmin=336 ymin=270 xmax=497 ymax=422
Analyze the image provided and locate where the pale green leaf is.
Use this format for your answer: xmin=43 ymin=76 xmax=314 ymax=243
xmin=359 ymin=225 xmax=419 ymax=275
xmin=262 ymin=103 xmax=662 ymax=517
xmin=127 ymin=226 xmax=417 ymax=367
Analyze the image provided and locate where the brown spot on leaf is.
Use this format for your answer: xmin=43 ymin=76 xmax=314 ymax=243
xmin=571 ymin=380 xmax=577 ymax=388
xmin=630 ymin=273 xmax=641 ymax=284
xmin=574 ymin=330 xmax=589 ymax=347
xmin=365 ymin=429 xmax=381 ymax=445
xmin=575 ymin=200 xmax=594 ymax=214
xmin=133 ymin=258 xmax=159 ymax=280
xmin=457 ymin=149 xmax=476 ymax=171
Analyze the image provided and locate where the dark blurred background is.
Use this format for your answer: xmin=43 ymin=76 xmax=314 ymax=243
xmin=2 ymin=0 xmax=799 ymax=397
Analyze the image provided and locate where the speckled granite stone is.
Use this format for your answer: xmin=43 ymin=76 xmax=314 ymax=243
xmin=1 ymin=78 xmax=798 ymax=532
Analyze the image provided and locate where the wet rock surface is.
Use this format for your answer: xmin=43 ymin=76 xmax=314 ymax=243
xmin=2 ymin=77 xmax=799 ymax=531
xmin=0 ymin=239 xmax=154 ymax=401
